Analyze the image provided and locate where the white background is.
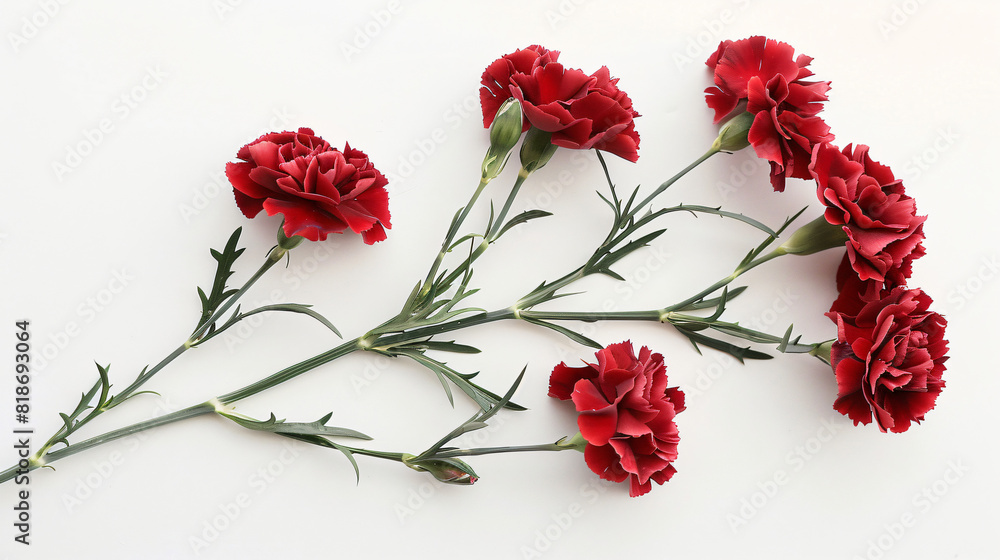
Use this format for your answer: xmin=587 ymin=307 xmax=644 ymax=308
xmin=1 ymin=1 xmax=997 ymax=558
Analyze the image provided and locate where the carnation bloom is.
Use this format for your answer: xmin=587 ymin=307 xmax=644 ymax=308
xmin=549 ymin=341 xmax=684 ymax=497
xmin=705 ymin=36 xmax=833 ymax=191
xmin=811 ymin=143 xmax=925 ymax=297
xmin=226 ymin=128 xmax=391 ymax=244
xmin=480 ymin=44 xmax=560 ymax=131
xmin=826 ymin=287 xmax=949 ymax=433
xmin=480 ymin=45 xmax=641 ymax=162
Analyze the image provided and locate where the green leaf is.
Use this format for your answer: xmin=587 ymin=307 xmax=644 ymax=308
xmin=596 ymin=268 xmax=626 ymax=281
xmin=59 ymin=412 xmax=74 ymax=433
xmin=485 ymin=201 xmax=496 ymax=235
xmin=679 ymin=286 xmax=748 ymax=311
xmin=194 ymin=303 xmax=342 ymax=346
xmin=774 ymin=324 xmax=813 ymax=354
xmin=494 ymin=209 xmax=554 ymax=240
xmin=192 ymin=228 xmax=245 ymax=337
xmin=68 ymin=374 xmax=105 ymax=420
xmin=219 ymin=411 xmax=371 ymax=440
xmin=395 ymin=349 xmax=523 ymax=411
xmin=407 ymin=340 xmax=482 ymax=354
xmin=678 ymin=328 xmax=772 ymax=362
xmin=95 ymin=362 xmax=112 ymax=409
xmin=479 ymin=366 xmax=526 ymax=423
xmin=776 ymin=207 xmax=810 ymax=237
xmin=521 ymin=317 xmax=603 ymax=349
xmin=280 ymin=434 xmax=363 ymax=483
xmin=234 ymin=303 xmax=341 ymax=337
xmin=596 ymin=229 xmax=666 ymax=271
xmin=447 ymin=232 xmax=485 ymax=252
xmin=596 ymin=189 xmax=618 ymax=215
xmin=708 ymin=323 xmax=777 ymax=344
xmin=416 ymin=367 xmax=527 ymax=461
xmin=464 ymin=377 xmax=527 ymax=411
xmin=677 ymin=205 xmax=777 ymax=238
xmin=618 ymin=185 xmax=642 ymax=224
xmin=443 ymin=207 xmax=465 ymax=241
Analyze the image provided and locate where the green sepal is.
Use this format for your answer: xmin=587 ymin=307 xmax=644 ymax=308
xmin=405 ymin=457 xmax=478 ymax=485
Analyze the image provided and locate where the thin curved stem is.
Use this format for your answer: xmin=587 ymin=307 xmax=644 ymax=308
xmin=417 ymin=178 xmax=490 ymax=303
xmin=663 ymin=247 xmax=787 ymax=313
xmin=29 ymin=252 xmax=283 ymax=464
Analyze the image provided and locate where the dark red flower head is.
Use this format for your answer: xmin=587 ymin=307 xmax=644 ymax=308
xmin=705 ymin=36 xmax=833 ymax=191
xmin=811 ymin=143 xmax=925 ymax=298
xmin=549 ymin=341 xmax=685 ymax=497
xmin=826 ymin=287 xmax=948 ymax=433
xmin=480 ymin=44 xmax=560 ymax=131
xmin=480 ymin=45 xmax=641 ymax=162
xmin=226 ymin=128 xmax=391 ymax=244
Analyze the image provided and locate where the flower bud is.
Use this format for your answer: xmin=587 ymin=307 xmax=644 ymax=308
xmin=404 ymin=456 xmax=478 ymax=485
xmin=482 ymin=98 xmax=524 ymax=181
xmin=778 ymin=215 xmax=849 ymax=256
xmin=711 ymin=111 xmax=754 ymax=152
xmin=519 ymin=126 xmax=558 ymax=174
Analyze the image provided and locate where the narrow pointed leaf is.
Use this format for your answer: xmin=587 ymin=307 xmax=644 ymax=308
xmin=495 ymin=209 xmax=553 ymax=239
xmin=678 ymin=328 xmax=772 ymax=362
xmin=193 ymin=227 xmax=246 ymax=336
xmin=219 ymin=411 xmax=371 ymax=440
xmin=680 ymin=286 xmax=748 ymax=311
xmin=281 ymin=434 xmax=363 ymax=483
xmin=417 ymin=340 xmax=482 ymax=354
xmin=521 ymin=317 xmax=603 ymax=349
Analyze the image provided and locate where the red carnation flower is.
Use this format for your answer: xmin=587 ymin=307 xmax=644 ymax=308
xmin=480 ymin=46 xmax=641 ymax=162
xmin=226 ymin=128 xmax=391 ymax=244
xmin=826 ymin=287 xmax=949 ymax=433
xmin=705 ymin=36 xmax=833 ymax=191
xmin=479 ymin=44 xmax=560 ymax=131
xmin=549 ymin=341 xmax=684 ymax=497
xmin=812 ymin=143 xmax=925 ymax=298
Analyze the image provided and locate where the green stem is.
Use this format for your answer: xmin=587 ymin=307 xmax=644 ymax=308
xmin=627 ymin=148 xmax=719 ymax=222
xmin=0 ymin=150 xmax=757 ymax=482
xmin=0 ymin=401 xmax=218 ymax=484
xmin=338 ymin=447 xmax=408 ymax=462
xmin=29 ymin=252 xmax=283 ymax=464
xmin=664 ymin=247 xmax=787 ymax=313
xmin=9 ymin=339 xmax=362 ymax=480
xmin=218 ymin=338 xmax=362 ymax=404
xmin=417 ymin=178 xmax=490 ymax=302
xmin=485 ymin=169 xmax=529 ymax=241
xmin=431 ymin=442 xmax=569 ymax=459
xmin=430 ymin=169 xmax=531 ymax=296
xmin=519 ymin=309 xmax=661 ymax=322
xmin=373 ymin=310 xmax=515 ymax=349
xmin=516 ymin=150 xmax=720 ymax=311
xmin=112 ymin=253 xmax=281 ymax=407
